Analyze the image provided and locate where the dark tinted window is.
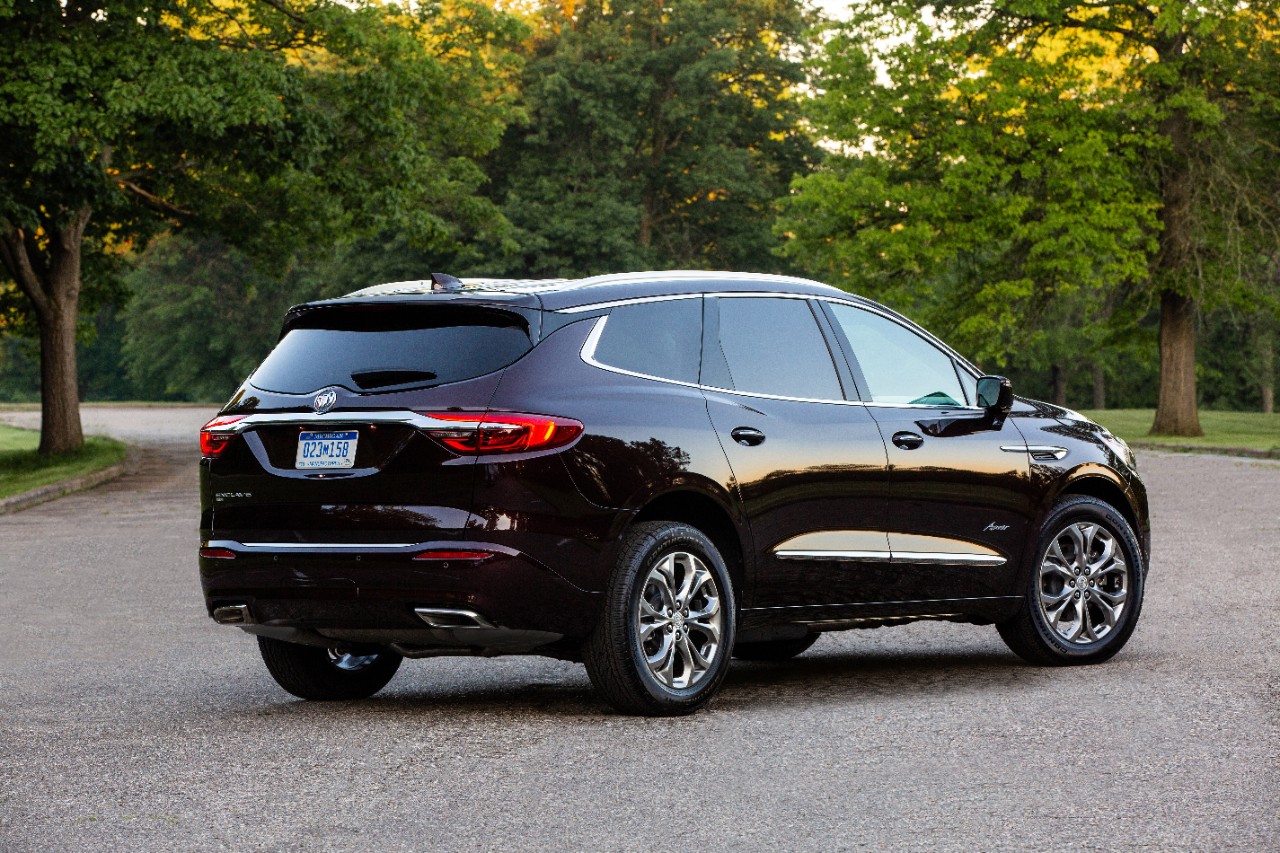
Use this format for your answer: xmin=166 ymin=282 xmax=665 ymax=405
xmin=828 ymin=304 xmax=964 ymax=406
xmin=250 ymin=304 xmax=532 ymax=394
xmin=713 ymin=297 xmax=843 ymax=400
xmin=592 ymin=298 xmax=702 ymax=384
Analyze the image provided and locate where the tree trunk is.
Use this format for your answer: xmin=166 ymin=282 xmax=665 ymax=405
xmin=1091 ymin=362 xmax=1106 ymax=410
xmin=1149 ymin=36 xmax=1203 ymax=437
xmin=0 ymin=209 xmax=90 ymax=455
xmin=1050 ymin=363 xmax=1066 ymax=406
xmin=1260 ymin=330 xmax=1275 ymax=414
xmin=37 ymin=296 xmax=84 ymax=455
xmin=1150 ymin=290 xmax=1203 ymax=435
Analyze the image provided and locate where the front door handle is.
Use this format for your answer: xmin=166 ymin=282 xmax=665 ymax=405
xmin=730 ymin=427 xmax=766 ymax=447
xmin=892 ymin=431 xmax=924 ymax=450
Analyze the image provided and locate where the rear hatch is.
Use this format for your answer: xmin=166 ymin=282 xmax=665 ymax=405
xmin=202 ymin=298 xmax=540 ymax=544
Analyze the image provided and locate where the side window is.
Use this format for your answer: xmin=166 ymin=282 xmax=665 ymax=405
xmin=827 ymin=304 xmax=965 ymax=406
xmin=592 ymin=298 xmax=702 ymax=384
xmin=712 ymin=297 xmax=844 ymax=400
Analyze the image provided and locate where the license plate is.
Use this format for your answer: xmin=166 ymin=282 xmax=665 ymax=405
xmin=295 ymin=430 xmax=358 ymax=469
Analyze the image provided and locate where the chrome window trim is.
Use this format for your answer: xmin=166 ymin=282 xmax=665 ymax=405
xmin=580 ymin=312 xmax=990 ymax=411
xmin=571 ymin=290 xmax=985 ymax=405
xmin=559 ymin=293 xmax=702 ymax=314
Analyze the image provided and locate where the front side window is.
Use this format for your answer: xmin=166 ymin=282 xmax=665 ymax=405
xmin=591 ymin=298 xmax=702 ymax=384
xmin=709 ymin=297 xmax=844 ymax=400
xmin=827 ymin=303 xmax=965 ymax=406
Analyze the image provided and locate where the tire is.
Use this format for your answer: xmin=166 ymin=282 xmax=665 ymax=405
xmin=257 ymin=636 xmax=402 ymax=700
xmin=734 ymin=633 xmax=819 ymax=661
xmin=998 ymin=496 xmax=1145 ymax=666
xmin=583 ymin=521 xmax=736 ymax=716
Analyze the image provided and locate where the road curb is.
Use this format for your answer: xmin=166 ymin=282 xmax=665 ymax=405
xmin=0 ymin=449 xmax=131 ymax=516
xmin=1129 ymin=441 xmax=1280 ymax=459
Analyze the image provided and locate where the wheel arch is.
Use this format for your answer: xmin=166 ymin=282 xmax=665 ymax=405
xmin=1052 ymin=469 xmax=1144 ymax=558
xmin=631 ymin=489 xmax=749 ymax=597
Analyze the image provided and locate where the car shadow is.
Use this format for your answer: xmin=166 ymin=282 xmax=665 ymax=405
xmin=227 ymin=645 xmax=1042 ymax=722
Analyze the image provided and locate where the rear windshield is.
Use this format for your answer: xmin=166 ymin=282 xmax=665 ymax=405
xmin=249 ymin=304 xmax=533 ymax=394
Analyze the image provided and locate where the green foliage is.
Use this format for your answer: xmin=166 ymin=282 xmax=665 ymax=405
xmin=779 ymin=0 xmax=1280 ymax=379
xmin=120 ymin=234 xmax=448 ymax=403
xmin=481 ymin=0 xmax=818 ymax=277
xmin=1081 ymin=409 xmax=1280 ymax=453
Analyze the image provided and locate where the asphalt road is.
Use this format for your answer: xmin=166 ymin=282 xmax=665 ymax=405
xmin=1 ymin=406 xmax=1276 ymax=851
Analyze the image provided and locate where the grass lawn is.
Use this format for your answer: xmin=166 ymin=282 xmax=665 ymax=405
xmin=1080 ymin=409 xmax=1280 ymax=453
xmin=0 ymin=424 xmax=128 ymax=500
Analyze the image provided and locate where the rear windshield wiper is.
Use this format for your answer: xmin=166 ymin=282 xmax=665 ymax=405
xmin=350 ymin=369 xmax=438 ymax=390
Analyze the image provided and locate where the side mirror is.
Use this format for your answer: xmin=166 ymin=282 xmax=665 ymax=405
xmin=976 ymin=375 xmax=1014 ymax=419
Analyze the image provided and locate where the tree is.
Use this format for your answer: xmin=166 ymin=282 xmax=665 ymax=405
xmin=0 ymin=0 xmax=521 ymax=453
xmin=480 ymin=0 xmax=818 ymax=277
xmin=780 ymin=1 xmax=1280 ymax=434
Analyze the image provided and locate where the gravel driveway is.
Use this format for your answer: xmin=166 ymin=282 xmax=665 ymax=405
xmin=0 ymin=406 xmax=1276 ymax=851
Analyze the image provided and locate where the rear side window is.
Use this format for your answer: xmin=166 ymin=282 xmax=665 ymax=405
xmin=709 ymin=297 xmax=843 ymax=400
xmin=591 ymin=298 xmax=702 ymax=384
xmin=250 ymin=304 xmax=533 ymax=394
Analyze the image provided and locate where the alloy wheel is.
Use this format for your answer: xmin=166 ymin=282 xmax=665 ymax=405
xmin=1037 ymin=521 xmax=1130 ymax=645
xmin=635 ymin=551 xmax=724 ymax=689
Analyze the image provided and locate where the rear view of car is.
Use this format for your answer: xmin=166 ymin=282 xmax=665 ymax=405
xmin=199 ymin=282 xmax=602 ymax=699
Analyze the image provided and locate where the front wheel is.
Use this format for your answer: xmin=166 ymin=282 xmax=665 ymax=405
xmin=997 ymin=496 xmax=1145 ymax=665
xmin=583 ymin=521 xmax=736 ymax=716
xmin=257 ymin=636 xmax=402 ymax=700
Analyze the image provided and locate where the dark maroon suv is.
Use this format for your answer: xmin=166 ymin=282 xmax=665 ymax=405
xmin=199 ymin=271 xmax=1149 ymax=715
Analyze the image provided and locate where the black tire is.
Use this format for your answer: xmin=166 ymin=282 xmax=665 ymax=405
xmin=583 ymin=521 xmax=737 ymax=716
xmin=257 ymin=636 xmax=402 ymax=700
xmin=998 ymin=496 xmax=1145 ymax=666
xmin=734 ymin=633 xmax=819 ymax=661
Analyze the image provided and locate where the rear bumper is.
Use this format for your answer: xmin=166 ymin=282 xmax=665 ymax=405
xmin=199 ymin=539 xmax=600 ymax=651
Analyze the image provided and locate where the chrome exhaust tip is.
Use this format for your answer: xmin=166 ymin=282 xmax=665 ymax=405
xmin=212 ymin=604 xmax=252 ymax=625
xmin=414 ymin=607 xmax=495 ymax=629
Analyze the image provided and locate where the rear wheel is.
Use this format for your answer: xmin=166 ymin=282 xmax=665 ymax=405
xmin=734 ymin=633 xmax=819 ymax=661
xmin=257 ymin=636 xmax=402 ymax=700
xmin=584 ymin=521 xmax=736 ymax=716
xmin=998 ymin=496 xmax=1145 ymax=665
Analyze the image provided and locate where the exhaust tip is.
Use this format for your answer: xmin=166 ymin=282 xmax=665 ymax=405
xmin=414 ymin=607 xmax=495 ymax=629
xmin=212 ymin=604 xmax=252 ymax=625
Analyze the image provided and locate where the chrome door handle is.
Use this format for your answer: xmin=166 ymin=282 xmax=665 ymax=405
xmin=892 ymin=431 xmax=924 ymax=450
xmin=730 ymin=427 xmax=766 ymax=447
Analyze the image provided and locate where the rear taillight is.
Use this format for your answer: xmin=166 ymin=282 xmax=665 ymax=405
xmin=199 ymin=547 xmax=237 ymax=560
xmin=200 ymin=415 xmax=246 ymax=458
xmin=417 ymin=412 xmax=583 ymax=456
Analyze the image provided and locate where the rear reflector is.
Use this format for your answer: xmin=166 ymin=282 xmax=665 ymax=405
xmin=417 ymin=412 xmax=583 ymax=456
xmin=200 ymin=416 xmax=247 ymax=458
xmin=200 ymin=547 xmax=237 ymax=560
xmin=413 ymin=550 xmax=494 ymax=561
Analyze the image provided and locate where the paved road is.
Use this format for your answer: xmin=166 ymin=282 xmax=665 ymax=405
xmin=1 ymin=407 xmax=1277 ymax=851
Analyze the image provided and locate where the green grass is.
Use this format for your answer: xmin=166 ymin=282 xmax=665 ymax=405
xmin=0 ymin=424 xmax=128 ymax=500
xmin=1080 ymin=409 xmax=1280 ymax=453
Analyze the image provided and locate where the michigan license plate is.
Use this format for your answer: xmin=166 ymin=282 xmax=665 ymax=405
xmin=295 ymin=430 xmax=358 ymax=469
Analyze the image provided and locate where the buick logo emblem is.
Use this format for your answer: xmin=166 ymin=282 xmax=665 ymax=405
xmin=312 ymin=389 xmax=338 ymax=414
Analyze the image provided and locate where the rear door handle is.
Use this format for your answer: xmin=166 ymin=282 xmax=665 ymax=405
xmin=892 ymin=431 xmax=924 ymax=450
xmin=730 ymin=427 xmax=766 ymax=447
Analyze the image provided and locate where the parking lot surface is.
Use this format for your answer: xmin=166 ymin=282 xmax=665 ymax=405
xmin=1 ymin=407 xmax=1277 ymax=851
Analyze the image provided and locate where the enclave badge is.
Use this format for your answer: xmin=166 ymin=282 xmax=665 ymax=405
xmin=312 ymin=388 xmax=338 ymax=414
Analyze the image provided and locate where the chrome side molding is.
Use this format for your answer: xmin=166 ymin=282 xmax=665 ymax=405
xmin=1001 ymin=444 xmax=1068 ymax=461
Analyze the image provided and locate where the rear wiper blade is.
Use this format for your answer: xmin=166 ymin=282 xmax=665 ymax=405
xmin=350 ymin=369 xmax=438 ymax=390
